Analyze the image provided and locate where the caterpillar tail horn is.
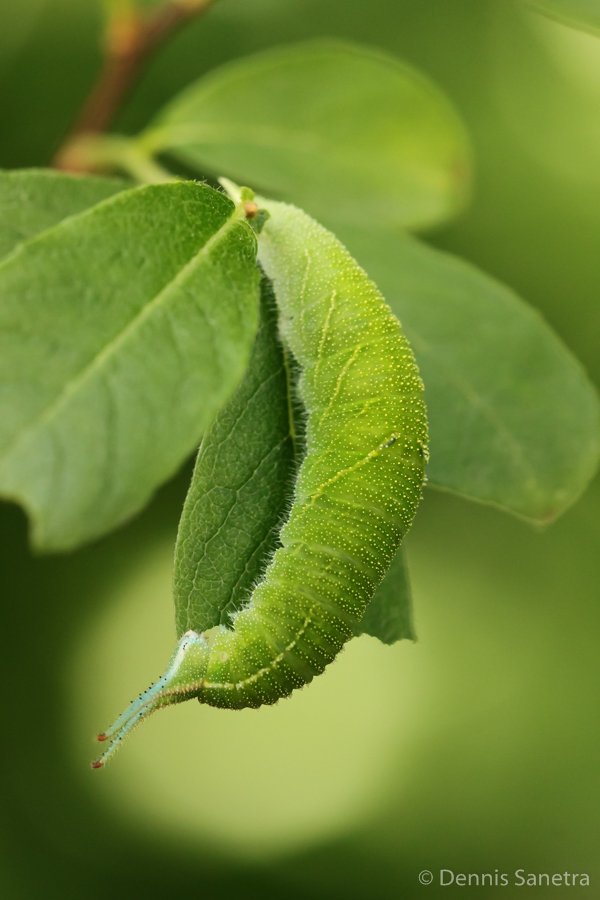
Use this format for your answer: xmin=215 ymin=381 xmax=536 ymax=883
xmin=92 ymin=630 xmax=209 ymax=768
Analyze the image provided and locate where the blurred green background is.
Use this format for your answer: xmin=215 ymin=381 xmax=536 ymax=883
xmin=1 ymin=0 xmax=600 ymax=896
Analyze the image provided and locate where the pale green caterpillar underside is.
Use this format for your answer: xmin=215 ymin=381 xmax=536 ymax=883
xmin=94 ymin=194 xmax=428 ymax=767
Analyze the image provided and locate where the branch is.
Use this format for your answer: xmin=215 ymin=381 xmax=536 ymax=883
xmin=53 ymin=0 xmax=216 ymax=172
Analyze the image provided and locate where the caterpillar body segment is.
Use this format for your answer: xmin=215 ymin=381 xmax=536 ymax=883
xmin=197 ymin=198 xmax=427 ymax=707
xmin=94 ymin=197 xmax=427 ymax=766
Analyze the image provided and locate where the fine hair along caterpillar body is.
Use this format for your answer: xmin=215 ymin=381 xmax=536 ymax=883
xmin=173 ymin=272 xmax=304 ymax=641
xmin=93 ymin=195 xmax=428 ymax=767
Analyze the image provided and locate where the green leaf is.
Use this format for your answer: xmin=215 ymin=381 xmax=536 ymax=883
xmin=354 ymin=546 xmax=416 ymax=644
xmin=174 ymin=275 xmax=298 ymax=637
xmin=0 ymin=181 xmax=260 ymax=551
xmin=522 ymin=0 xmax=600 ymax=35
xmin=0 ymin=168 xmax=128 ymax=261
xmin=337 ymin=226 xmax=600 ymax=524
xmin=146 ymin=40 xmax=471 ymax=233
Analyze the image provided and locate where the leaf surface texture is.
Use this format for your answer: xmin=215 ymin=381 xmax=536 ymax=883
xmin=0 ymin=181 xmax=259 ymax=550
xmin=0 ymin=168 xmax=127 ymax=261
xmin=174 ymin=277 xmax=298 ymax=635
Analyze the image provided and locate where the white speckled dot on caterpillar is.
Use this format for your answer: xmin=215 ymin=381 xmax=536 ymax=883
xmin=93 ymin=194 xmax=428 ymax=767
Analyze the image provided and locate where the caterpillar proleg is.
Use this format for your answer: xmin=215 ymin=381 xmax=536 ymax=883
xmin=94 ymin=195 xmax=427 ymax=767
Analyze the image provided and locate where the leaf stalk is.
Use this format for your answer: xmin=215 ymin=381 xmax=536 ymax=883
xmin=54 ymin=133 xmax=179 ymax=183
xmin=53 ymin=0 xmax=218 ymax=173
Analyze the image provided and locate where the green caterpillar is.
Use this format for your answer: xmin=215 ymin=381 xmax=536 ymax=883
xmin=94 ymin=196 xmax=427 ymax=767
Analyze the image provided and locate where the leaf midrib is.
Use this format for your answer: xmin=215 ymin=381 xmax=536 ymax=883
xmin=0 ymin=204 xmax=247 ymax=469
xmin=164 ymin=123 xmax=433 ymax=174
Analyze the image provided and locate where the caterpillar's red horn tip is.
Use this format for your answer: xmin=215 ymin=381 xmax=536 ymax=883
xmin=91 ymin=760 xmax=104 ymax=769
xmin=97 ymin=733 xmax=108 ymax=742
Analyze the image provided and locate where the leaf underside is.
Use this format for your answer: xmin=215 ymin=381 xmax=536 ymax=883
xmin=174 ymin=276 xmax=298 ymax=637
xmin=0 ymin=181 xmax=260 ymax=551
xmin=354 ymin=545 xmax=415 ymax=644
xmin=149 ymin=40 xmax=471 ymax=233
xmin=337 ymin=225 xmax=600 ymax=524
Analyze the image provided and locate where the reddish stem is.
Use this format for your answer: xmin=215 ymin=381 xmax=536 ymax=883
xmin=53 ymin=0 xmax=214 ymax=171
